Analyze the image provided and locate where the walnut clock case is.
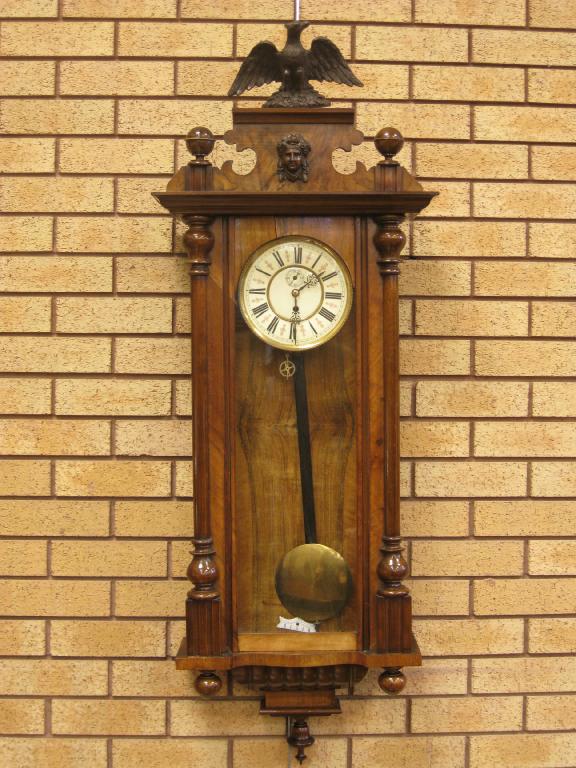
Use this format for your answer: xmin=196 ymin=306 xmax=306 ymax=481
xmin=155 ymin=108 xmax=435 ymax=756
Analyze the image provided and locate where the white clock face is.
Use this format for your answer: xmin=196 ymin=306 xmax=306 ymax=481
xmin=238 ymin=236 xmax=353 ymax=351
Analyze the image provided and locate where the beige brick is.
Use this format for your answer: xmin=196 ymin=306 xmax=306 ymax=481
xmin=115 ymin=580 xmax=186 ymax=617
xmin=424 ymin=181 xmax=471 ymax=218
xmin=0 ymin=419 xmax=109 ymax=456
xmin=0 ymin=296 xmax=51 ymax=332
xmin=400 ymin=461 xmax=411 ymax=497
xmin=116 ymin=420 xmax=191 ymax=456
xmin=0 ymin=255 xmax=112 ymax=292
xmin=402 ymin=500 xmax=469 ymax=537
xmin=399 ymin=659 xmax=469 ymax=696
xmin=529 ymin=540 xmax=576 ymax=575
xmin=237 ymin=23 xmax=351 ymax=58
xmin=0 ymin=460 xmax=50 ymax=495
xmin=53 ymin=699 xmax=165 ymax=736
xmin=0 ymin=739 xmax=107 ymax=768
xmin=56 ymin=297 xmax=172 ymax=334
xmin=233 ymin=738 xmax=346 ymax=768
xmin=476 ymin=182 xmax=576 ymax=219
xmin=119 ymin=22 xmax=232 ymax=56
xmin=316 ymin=699 xmax=405 ymax=735
xmin=530 ymin=223 xmax=576 ymax=259
xmin=172 ymin=700 xmax=283 ymax=737
xmin=532 ymin=146 xmax=576 ymax=181
xmin=117 ymin=256 xmax=189 ymax=293
xmin=0 ymin=177 xmax=113 ymax=213
xmin=416 ymin=461 xmax=526 ymax=497
xmin=475 ymin=577 xmax=576 ymax=615
xmin=416 ymin=0 xmax=525 ymax=24
xmin=474 ymin=29 xmax=576 ymax=66
xmin=114 ymin=739 xmax=228 ymax=768
xmin=353 ymin=736 xmax=465 ymax=768
xmin=0 ymin=499 xmax=108 ymax=536
xmin=178 ymin=61 xmax=250 ymax=97
xmin=530 ymin=0 xmax=576 ymax=26
xmin=401 ymin=421 xmax=469 ymax=458
xmin=0 ymin=540 xmax=46 ymax=576
xmin=475 ymin=500 xmax=576 ymax=537
xmin=400 ymin=261 xmax=471 ymax=296
xmin=116 ymin=339 xmax=190 ymax=374
xmin=357 ymin=26 xmax=467 ymax=62
xmin=56 ymin=460 xmax=171 ymax=497
xmin=417 ymin=381 xmax=528 ymax=418
xmin=415 ymin=66 xmax=524 ymax=102
xmin=174 ymin=297 xmax=191 ymax=333
xmin=63 ymin=0 xmax=177 ymax=15
xmin=0 ymin=98 xmax=114 ymax=134
xmin=415 ymin=618 xmax=524 ymax=656
xmin=0 ymin=699 xmax=44 ymax=734
xmin=0 ymin=61 xmax=54 ymax=96
xmin=527 ymin=695 xmax=576 ymax=731
xmin=170 ymin=540 xmax=193 ymax=575
xmin=0 ymin=138 xmax=55 ymax=173
xmin=0 ymin=337 xmax=110 ymax=374
xmin=0 ymin=0 xmax=57 ymax=15
xmin=529 ymin=618 xmax=576 ymax=653
xmin=409 ymin=579 xmax=470 ymax=616
xmin=0 ymin=620 xmax=45 ymax=655
xmin=417 ymin=299 xmax=528 ymax=337
xmin=52 ymin=540 xmax=167 ymax=577
xmin=401 ymin=340 xmax=470 ymax=375
xmin=476 ymin=340 xmax=576 ymax=376
xmin=358 ymin=102 xmax=470 ymax=139
xmin=470 ymin=733 xmax=576 ymax=768
xmin=473 ymin=656 xmax=576 ymax=693
xmin=416 ymin=142 xmax=528 ymax=180
xmin=0 ymin=658 xmax=107 ymax=695
xmin=307 ymin=0 xmax=413 ymax=21
xmin=413 ymin=695 xmax=522 ymax=733
xmin=400 ymin=381 xmax=412 ymax=417
xmin=113 ymin=660 xmax=197 ymax=697
xmin=533 ymin=383 xmax=576 ymax=417
xmin=0 ymin=579 xmax=109 ymax=617
xmin=117 ymin=178 xmax=171 ymax=215
xmin=115 ymin=501 xmax=193 ymax=537
xmin=174 ymin=380 xmax=191 ymax=416
xmin=529 ymin=69 xmax=576 ymax=104
xmin=184 ymin=0 xmax=291 ymax=15
xmin=414 ymin=221 xmax=525 ymax=258
xmin=60 ymin=138 xmax=173 ymax=174
xmin=56 ymin=379 xmax=171 ymax=417
xmin=0 ymin=377 xmax=52 ymax=416
xmin=57 ymin=216 xmax=172 ymax=253
xmin=413 ymin=541 xmax=523 ymax=577
xmin=400 ymin=300 xmax=413 ymax=335
xmin=476 ymin=422 xmax=576 ymax=458
xmin=533 ymin=462 xmax=576 ymax=496
xmin=1 ymin=21 xmax=113 ymax=55
xmin=118 ymin=99 xmax=232 ymax=136
xmin=533 ymin=302 xmax=576 ymax=336
xmin=52 ymin=620 xmax=165 ymax=658
xmin=174 ymin=459 xmax=192 ymax=497
xmin=475 ymin=106 xmax=576 ymax=143
xmin=1 ymin=216 xmax=53 ymax=252
xmin=61 ymin=61 xmax=173 ymax=97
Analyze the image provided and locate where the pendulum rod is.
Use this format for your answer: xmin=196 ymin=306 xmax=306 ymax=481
xmin=292 ymin=353 xmax=317 ymax=544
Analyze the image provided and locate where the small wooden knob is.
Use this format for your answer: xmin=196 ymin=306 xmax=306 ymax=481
xmin=378 ymin=668 xmax=406 ymax=694
xmin=186 ymin=126 xmax=215 ymax=162
xmin=374 ymin=127 xmax=404 ymax=162
xmin=195 ymin=671 xmax=222 ymax=696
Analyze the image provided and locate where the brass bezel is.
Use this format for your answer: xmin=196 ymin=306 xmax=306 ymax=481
xmin=238 ymin=235 xmax=353 ymax=352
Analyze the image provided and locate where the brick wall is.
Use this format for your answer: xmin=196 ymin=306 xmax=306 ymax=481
xmin=1 ymin=1 xmax=575 ymax=766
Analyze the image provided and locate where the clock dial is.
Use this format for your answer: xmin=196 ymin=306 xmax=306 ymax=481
xmin=238 ymin=236 xmax=353 ymax=351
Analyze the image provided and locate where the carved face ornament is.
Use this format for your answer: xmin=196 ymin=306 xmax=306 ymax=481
xmin=277 ymin=133 xmax=311 ymax=183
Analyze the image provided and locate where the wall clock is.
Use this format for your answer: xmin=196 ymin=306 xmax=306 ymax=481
xmin=155 ymin=41 xmax=436 ymax=758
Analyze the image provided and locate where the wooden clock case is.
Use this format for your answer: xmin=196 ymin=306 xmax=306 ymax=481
xmin=155 ymin=107 xmax=435 ymax=748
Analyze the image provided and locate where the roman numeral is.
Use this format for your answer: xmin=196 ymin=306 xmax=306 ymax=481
xmin=308 ymin=321 xmax=318 ymax=336
xmin=322 ymin=271 xmax=337 ymax=282
xmin=248 ymin=288 xmax=266 ymax=294
xmin=325 ymin=291 xmax=342 ymax=300
xmin=272 ymin=250 xmax=284 ymax=267
xmin=294 ymin=245 xmax=302 ymax=264
xmin=267 ymin=316 xmax=279 ymax=334
xmin=253 ymin=302 xmax=269 ymax=317
xmin=256 ymin=267 xmax=271 ymax=277
xmin=290 ymin=322 xmax=297 ymax=343
xmin=319 ymin=307 xmax=335 ymax=322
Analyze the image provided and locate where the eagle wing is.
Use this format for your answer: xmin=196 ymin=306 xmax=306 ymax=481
xmin=306 ymin=37 xmax=363 ymax=86
xmin=228 ymin=41 xmax=283 ymax=96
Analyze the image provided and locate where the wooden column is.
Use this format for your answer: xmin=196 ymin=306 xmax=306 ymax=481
xmin=182 ymin=129 xmax=223 ymax=695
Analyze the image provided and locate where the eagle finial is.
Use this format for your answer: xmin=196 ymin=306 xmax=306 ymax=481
xmin=228 ymin=21 xmax=363 ymax=108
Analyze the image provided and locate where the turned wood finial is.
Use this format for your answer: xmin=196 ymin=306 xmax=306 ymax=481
xmin=195 ymin=671 xmax=222 ymax=696
xmin=186 ymin=126 xmax=216 ymax=164
xmin=378 ymin=668 xmax=406 ymax=694
xmin=374 ymin=127 xmax=404 ymax=164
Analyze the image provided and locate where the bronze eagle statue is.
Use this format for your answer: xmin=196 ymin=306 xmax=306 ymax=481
xmin=228 ymin=21 xmax=363 ymax=108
